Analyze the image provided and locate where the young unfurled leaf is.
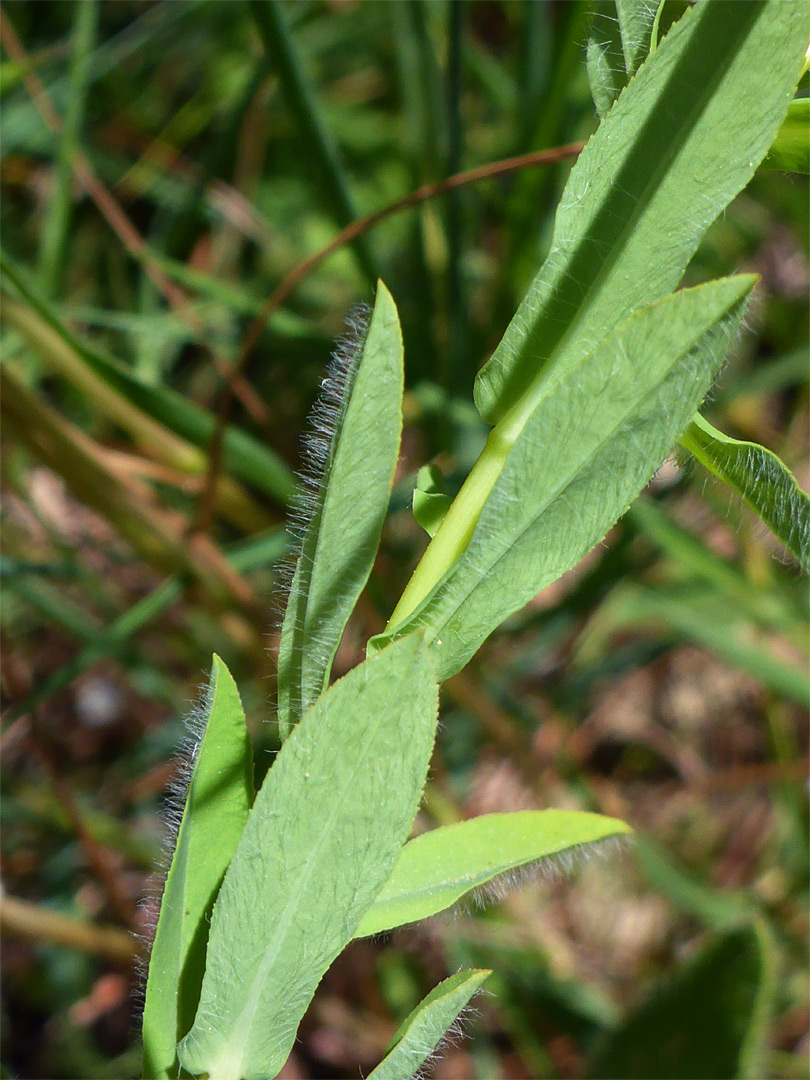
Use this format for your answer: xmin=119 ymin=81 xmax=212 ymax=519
xmin=413 ymin=464 xmax=453 ymax=538
xmin=680 ymin=413 xmax=810 ymax=573
xmin=277 ymin=281 xmax=403 ymax=739
xmin=476 ymin=0 xmax=806 ymax=425
xmin=355 ymin=810 xmax=630 ymax=938
xmin=177 ymin=634 xmax=438 ymax=1080
xmin=586 ymin=0 xmax=659 ymax=118
xmin=142 ymin=656 xmax=253 ymax=1080
xmin=367 ymin=970 xmax=491 ymax=1080
xmin=374 ymin=276 xmax=755 ymax=681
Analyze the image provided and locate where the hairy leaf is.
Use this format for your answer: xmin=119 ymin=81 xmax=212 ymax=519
xmin=355 ymin=810 xmax=630 ymax=938
xmin=375 ymin=276 xmax=755 ymax=681
xmin=178 ymin=635 xmax=438 ymax=1080
xmin=476 ymin=0 xmax=806 ymax=425
xmin=277 ymin=281 xmax=403 ymax=739
xmin=680 ymin=414 xmax=810 ymax=574
xmin=367 ymin=970 xmax=491 ymax=1080
xmin=586 ymin=0 xmax=659 ymax=118
xmin=142 ymin=656 xmax=253 ymax=1080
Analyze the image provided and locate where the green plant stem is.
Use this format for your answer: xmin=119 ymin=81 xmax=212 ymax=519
xmin=0 ymin=894 xmax=136 ymax=963
xmin=387 ymin=339 xmax=571 ymax=628
xmin=387 ymin=423 xmax=509 ymax=627
xmin=37 ymin=0 xmax=98 ymax=297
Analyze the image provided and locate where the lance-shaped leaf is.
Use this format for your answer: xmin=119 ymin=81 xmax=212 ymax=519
xmin=277 ymin=281 xmax=403 ymax=739
xmin=142 ymin=656 xmax=254 ymax=1080
xmin=355 ymin=810 xmax=630 ymax=938
xmin=367 ymin=970 xmax=491 ymax=1080
xmin=476 ymin=0 xmax=807 ymax=425
xmin=586 ymin=921 xmax=777 ymax=1079
xmin=375 ymin=276 xmax=755 ymax=681
xmin=586 ymin=0 xmax=660 ymax=119
xmin=178 ymin=634 xmax=438 ymax=1080
xmin=680 ymin=414 xmax=810 ymax=574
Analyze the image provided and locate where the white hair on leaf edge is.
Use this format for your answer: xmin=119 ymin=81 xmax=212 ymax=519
xmin=272 ymin=304 xmax=371 ymax=702
xmin=133 ymin=670 xmax=217 ymax=1012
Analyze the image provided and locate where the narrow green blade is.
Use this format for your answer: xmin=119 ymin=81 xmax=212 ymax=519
xmin=356 ymin=810 xmax=630 ymax=938
xmin=367 ymin=970 xmax=491 ymax=1080
xmin=277 ymin=281 xmax=403 ymax=738
xmin=599 ymin=584 xmax=810 ymax=706
xmin=587 ymin=921 xmax=777 ymax=1080
xmin=142 ymin=656 xmax=254 ymax=1080
xmin=476 ymin=0 xmax=806 ymax=424
xmin=0 ymin=251 xmax=296 ymax=504
xmin=177 ymin=634 xmax=439 ymax=1080
xmin=680 ymin=413 xmax=810 ymax=573
xmin=375 ymin=276 xmax=755 ymax=681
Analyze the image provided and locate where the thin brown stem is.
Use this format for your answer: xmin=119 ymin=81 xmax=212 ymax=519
xmin=1 ymin=894 xmax=137 ymax=963
xmin=191 ymin=139 xmax=586 ymax=535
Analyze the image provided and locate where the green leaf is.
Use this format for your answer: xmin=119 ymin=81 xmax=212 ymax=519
xmin=413 ymin=464 xmax=453 ymax=538
xmin=476 ymin=0 xmax=807 ymax=425
xmin=586 ymin=0 xmax=658 ymax=119
xmin=680 ymin=413 xmax=810 ymax=573
xmin=628 ymin=499 xmax=803 ymax=634
xmin=594 ymin=583 xmax=810 ymax=706
xmin=376 ymin=275 xmax=755 ymax=681
xmin=760 ymin=98 xmax=810 ymax=173
xmin=142 ymin=656 xmax=254 ymax=1080
xmin=355 ymin=810 xmax=630 ymax=938
xmin=367 ymin=969 xmax=491 ymax=1080
xmin=586 ymin=921 xmax=777 ymax=1079
xmin=277 ymin=281 xmax=403 ymax=738
xmin=177 ymin=634 xmax=439 ymax=1080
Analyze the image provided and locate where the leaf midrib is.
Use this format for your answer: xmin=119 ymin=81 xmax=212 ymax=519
xmin=493 ymin=0 xmax=762 ymax=430
xmin=426 ymin=312 xmax=729 ymax=640
xmin=220 ymin=672 xmax=415 ymax=1075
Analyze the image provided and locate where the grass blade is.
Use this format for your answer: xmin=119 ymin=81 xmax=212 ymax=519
xmin=367 ymin=970 xmax=491 ymax=1080
xmin=142 ymin=656 xmax=254 ymax=1080
xmin=586 ymin=921 xmax=777 ymax=1080
xmin=680 ymin=414 xmax=810 ymax=573
xmin=249 ymin=0 xmax=379 ymax=285
xmin=177 ymin=634 xmax=439 ymax=1080
xmin=2 ymin=528 xmax=288 ymax=725
xmin=37 ymin=0 xmax=98 ymax=296
xmin=477 ymin=0 xmax=806 ymax=425
xmin=277 ymin=281 xmax=403 ymax=737
xmin=355 ymin=810 xmax=630 ymax=938
xmin=0 ymin=251 xmax=295 ymax=504
xmin=0 ymin=364 xmax=256 ymax=610
xmin=600 ymin=584 xmax=809 ymax=706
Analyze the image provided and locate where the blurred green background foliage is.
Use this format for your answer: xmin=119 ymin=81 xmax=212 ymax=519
xmin=0 ymin=1 xmax=807 ymax=1077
